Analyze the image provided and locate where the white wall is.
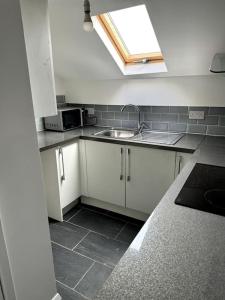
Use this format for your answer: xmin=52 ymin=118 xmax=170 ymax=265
xmin=55 ymin=75 xmax=66 ymax=95
xmin=0 ymin=0 xmax=57 ymax=299
xmin=64 ymin=76 xmax=225 ymax=107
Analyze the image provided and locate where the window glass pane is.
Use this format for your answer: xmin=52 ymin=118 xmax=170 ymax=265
xmin=108 ymin=5 xmax=161 ymax=55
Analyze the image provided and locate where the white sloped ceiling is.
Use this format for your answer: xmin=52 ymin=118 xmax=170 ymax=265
xmin=49 ymin=0 xmax=225 ymax=80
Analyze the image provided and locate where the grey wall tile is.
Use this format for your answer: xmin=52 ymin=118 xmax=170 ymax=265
xmin=107 ymin=119 xmax=122 ymax=128
xmin=219 ymin=116 xmax=225 ymax=126
xmin=115 ymin=112 xmax=129 ymax=120
xmin=122 ymin=120 xmax=138 ymax=129
xmin=129 ymin=112 xmax=139 ymax=120
xmin=187 ymin=124 xmax=207 ymax=134
xmin=143 ymin=113 xmax=160 ymax=121
xmin=207 ymin=126 xmax=225 ymax=136
xmin=179 ymin=114 xmax=197 ymax=124
xmin=84 ymin=104 xmax=95 ymax=109
xmin=152 ymin=122 xmax=168 ymax=131
xmin=121 ymin=106 xmax=136 ymax=112
xmin=108 ymin=105 xmax=122 ymax=112
xmin=139 ymin=106 xmax=151 ymax=112
xmin=95 ymin=105 xmax=108 ymax=111
xmin=188 ymin=107 xmax=209 ymax=114
xmin=96 ymin=119 xmax=108 ymax=127
xmin=198 ymin=115 xmax=219 ymax=125
xmin=94 ymin=111 xmax=102 ymax=119
xmin=152 ymin=106 xmax=169 ymax=113
xmin=160 ymin=113 xmax=178 ymax=123
xmin=170 ymin=106 xmax=188 ymax=113
xmin=208 ymin=107 xmax=225 ymax=115
xmin=169 ymin=123 xmax=187 ymax=133
xmin=102 ymin=112 xmax=115 ymax=120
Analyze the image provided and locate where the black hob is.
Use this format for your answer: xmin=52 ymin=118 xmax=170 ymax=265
xmin=175 ymin=163 xmax=225 ymax=217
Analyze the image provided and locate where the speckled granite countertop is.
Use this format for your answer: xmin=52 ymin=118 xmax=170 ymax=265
xmin=95 ymin=136 xmax=225 ymax=300
xmin=38 ymin=126 xmax=204 ymax=153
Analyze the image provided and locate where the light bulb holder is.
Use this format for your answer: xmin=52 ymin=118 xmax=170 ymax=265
xmin=84 ymin=12 xmax=92 ymax=23
xmin=83 ymin=0 xmax=93 ymax=32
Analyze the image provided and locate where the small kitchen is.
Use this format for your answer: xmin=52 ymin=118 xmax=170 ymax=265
xmin=1 ymin=0 xmax=225 ymax=300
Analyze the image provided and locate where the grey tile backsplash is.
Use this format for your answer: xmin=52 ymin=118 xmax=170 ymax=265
xmin=75 ymin=104 xmax=225 ymax=137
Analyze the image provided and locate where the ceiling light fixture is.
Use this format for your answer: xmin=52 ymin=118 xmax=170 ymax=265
xmin=83 ymin=0 xmax=93 ymax=32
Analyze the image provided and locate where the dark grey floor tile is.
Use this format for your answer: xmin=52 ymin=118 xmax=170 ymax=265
xmin=57 ymin=282 xmax=87 ymax=300
xmin=115 ymin=223 xmax=142 ymax=244
xmin=52 ymin=243 xmax=93 ymax=288
xmin=64 ymin=205 xmax=82 ymax=221
xmin=81 ymin=204 xmax=109 ymax=215
xmin=74 ymin=232 xmax=128 ymax=267
xmin=75 ymin=262 xmax=113 ymax=298
xmin=69 ymin=209 xmax=125 ymax=238
xmin=106 ymin=210 xmax=145 ymax=226
xmin=49 ymin=221 xmax=89 ymax=249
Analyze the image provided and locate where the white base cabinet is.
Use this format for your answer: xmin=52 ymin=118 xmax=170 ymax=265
xmin=85 ymin=141 xmax=125 ymax=207
xmin=40 ymin=142 xmax=81 ymax=221
xmin=85 ymin=140 xmax=176 ymax=215
xmin=41 ymin=139 xmax=192 ymax=221
xmin=125 ymin=146 xmax=176 ymax=214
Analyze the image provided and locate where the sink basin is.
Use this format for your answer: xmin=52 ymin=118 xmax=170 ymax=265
xmin=133 ymin=131 xmax=184 ymax=145
xmin=94 ymin=129 xmax=138 ymax=139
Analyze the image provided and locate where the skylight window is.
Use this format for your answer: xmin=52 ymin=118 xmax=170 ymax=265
xmin=93 ymin=4 xmax=167 ymax=75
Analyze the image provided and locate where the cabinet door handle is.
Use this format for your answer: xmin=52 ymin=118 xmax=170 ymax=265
xmin=59 ymin=147 xmax=65 ymax=181
xmin=127 ymin=148 xmax=131 ymax=182
xmin=120 ymin=148 xmax=124 ymax=180
xmin=178 ymin=155 xmax=182 ymax=174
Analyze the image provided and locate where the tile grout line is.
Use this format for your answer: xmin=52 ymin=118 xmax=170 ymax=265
xmin=80 ymin=206 xmax=143 ymax=226
xmin=73 ymin=261 xmax=95 ymax=290
xmin=113 ymin=222 xmax=128 ymax=240
xmin=72 ymin=231 xmax=90 ymax=251
xmin=65 ymin=219 xmax=131 ymax=246
xmin=52 ymin=239 xmax=114 ymax=268
xmin=66 ymin=208 xmax=83 ymax=222
xmin=80 ymin=206 xmax=128 ymax=223
xmin=65 ymin=220 xmax=114 ymax=239
xmin=56 ymin=280 xmax=90 ymax=300
xmin=51 ymin=241 xmax=73 ymax=252
xmin=72 ymin=249 xmax=115 ymax=269
xmin=65 ymin=203 xmax=145 ymax=226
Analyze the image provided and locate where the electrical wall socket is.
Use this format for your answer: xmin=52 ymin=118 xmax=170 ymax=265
xmin=87 ymin=107 xmax=94 ymax=115
xmin=189 ymin=111 xmax=205 ymax=120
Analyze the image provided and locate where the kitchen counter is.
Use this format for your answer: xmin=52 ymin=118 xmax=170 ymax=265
xmin=38 ymin=126 xmax=204 ymax=153
xmin=95 ymin=136 xmax=225 ymax=300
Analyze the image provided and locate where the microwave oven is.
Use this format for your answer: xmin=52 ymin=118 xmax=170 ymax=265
xmin=44 ymin=107 xmax=84 ymax=131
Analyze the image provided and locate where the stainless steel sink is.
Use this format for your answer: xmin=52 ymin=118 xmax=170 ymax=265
xmin=94 ymin=129 xmax=138 ymax=139
xmin=133 ymin=131 xmax=184 ymax=145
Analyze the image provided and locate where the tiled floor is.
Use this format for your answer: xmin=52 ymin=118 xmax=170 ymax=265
xmin=49 ymin=204 xmax=144 ymax=300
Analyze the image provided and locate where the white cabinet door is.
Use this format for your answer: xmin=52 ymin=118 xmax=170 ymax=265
xmin=58 ymin=142 xmax=81 ymax=209
xmin=174 ymin=152 xmax=192 ymax=178
xmin=20 ymin=0 xmax=57 ymax=118
xmin=41 ymin=147 xmax=62 ymax=221
xmin=125 ymin=146 xmax=176 ymax=214
xmin=85 ymin=140 xmax=125 ymax=207
xmin=41 ymin=141 xmax=81 ymax=221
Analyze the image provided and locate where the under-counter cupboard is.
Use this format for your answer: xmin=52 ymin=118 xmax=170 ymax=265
xmin=40 ymin=139 xmax=191 ymax=221
xmin=41 ymin=141 xmax=81 ymax=221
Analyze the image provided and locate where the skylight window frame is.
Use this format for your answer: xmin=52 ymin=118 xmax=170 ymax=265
xmin=97 ymin=12 xmax=164 ymax=65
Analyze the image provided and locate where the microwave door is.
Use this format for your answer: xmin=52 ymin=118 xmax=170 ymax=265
xmin=62 ymin=109 xmax=81 ymax=130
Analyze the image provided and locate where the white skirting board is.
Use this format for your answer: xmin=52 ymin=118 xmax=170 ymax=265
xmin=52 ymin=293 xmax=62 ymax=300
